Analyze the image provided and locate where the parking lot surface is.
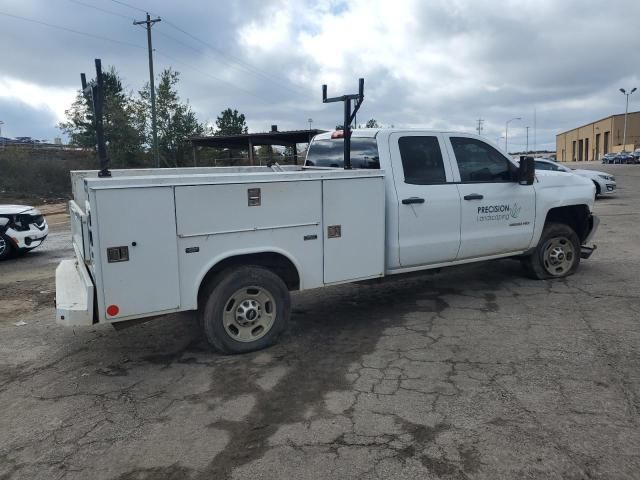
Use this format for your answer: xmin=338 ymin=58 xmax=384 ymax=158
xmin=1 ymin=163 xmax=639 ymax=479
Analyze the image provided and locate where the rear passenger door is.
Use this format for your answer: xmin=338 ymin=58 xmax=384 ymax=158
xmin=445 ymin=135 xmax=536 ymax=259
xmin=389 ymin=133 xmax=461 ymax=267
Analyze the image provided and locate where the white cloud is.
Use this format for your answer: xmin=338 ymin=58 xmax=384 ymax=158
xmin=0 ymin=0 xmax=639 ymax=148
xmin=0 ymin=76 xmax=76 ymax=123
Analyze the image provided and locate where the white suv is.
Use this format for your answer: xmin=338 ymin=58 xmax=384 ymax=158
xmin=533 ymin=158 xmax=616 ymax=198
xmin=0 ymin=205 xmax=49 ymax=260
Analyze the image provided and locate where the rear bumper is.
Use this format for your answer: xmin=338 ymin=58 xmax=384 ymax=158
xmin=55 ymin=259 xmax=95 ymax=326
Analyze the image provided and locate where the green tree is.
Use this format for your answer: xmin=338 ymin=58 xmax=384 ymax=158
xmin=365 ymin=118 xmax=380 ymax=128
xmin=137 ymin=68 xmax=204 ymax=167
xmin=59 ymin=67 xmax=145 ymax=167
xmin=215 ymin=108 xmax=248 ymax=135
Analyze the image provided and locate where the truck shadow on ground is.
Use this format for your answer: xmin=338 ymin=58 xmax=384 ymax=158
xmin=106 ymin=260 xmax=519 ymax=479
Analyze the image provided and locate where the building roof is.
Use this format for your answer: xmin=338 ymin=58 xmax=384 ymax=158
xmin=191 ymin=129 xmax=326 ymax=149
xmin=557 ymin=111 xmax=640 ymax=137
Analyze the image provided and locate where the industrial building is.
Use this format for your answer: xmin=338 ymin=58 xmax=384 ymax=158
xmin=556 ymin=111 xmax=640 ymax=162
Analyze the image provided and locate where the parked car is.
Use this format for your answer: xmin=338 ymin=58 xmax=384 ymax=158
xmin=0 ymin=205 xmax=49 ymax=260
xmin=601 ymin=153 xmax=617 ymax=164
xmin=532 ymin=158 xmax=616 ymax=198
xmin=614 ymin=152 xmax=635 ymax=164
xmin=634 ymin=148 xmax=640 ymax=162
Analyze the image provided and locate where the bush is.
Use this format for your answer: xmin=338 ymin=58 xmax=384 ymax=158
xmin=0 ymin=147 xmax=95 ymax=198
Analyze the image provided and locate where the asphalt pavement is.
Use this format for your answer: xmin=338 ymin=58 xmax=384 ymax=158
xmin=1 ymin=162 xmax=639 ymax=479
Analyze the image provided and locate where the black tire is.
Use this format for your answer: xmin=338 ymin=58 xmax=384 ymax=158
xmin=200 ymin=266 xmax=290 ymax=354
xmin=0 ymin=234 xmax=14 ymax=261
xmin=593 ymin=181 xmax=601 ymax=199
xmin=521 ymin=223 xmax=581 ymax=280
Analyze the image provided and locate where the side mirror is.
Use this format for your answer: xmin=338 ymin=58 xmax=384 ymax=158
xmin=518 ymin=156 xmax=535 ymax=185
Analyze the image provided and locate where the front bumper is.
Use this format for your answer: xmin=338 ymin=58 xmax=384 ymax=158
xmin=6 ymin=223 xmax=49 ymax=250
xmin=599 ymin=181 xmax=616 ymax=195
xmin=581 ymin=214 xmax=599 ymax=259
xmin=55 ymin=259 xmax=95 ymax=326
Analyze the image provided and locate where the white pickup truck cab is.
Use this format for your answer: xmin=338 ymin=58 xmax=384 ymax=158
xmin=56 ymin=129 xmax=598 ymax=353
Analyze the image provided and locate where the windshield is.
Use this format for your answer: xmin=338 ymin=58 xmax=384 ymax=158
xmin=305 ymin=137 xmax=380 ymax=169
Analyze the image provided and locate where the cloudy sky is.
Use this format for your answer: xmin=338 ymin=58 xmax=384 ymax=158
xmin=0 ymin=0 xmax=639 ymax=151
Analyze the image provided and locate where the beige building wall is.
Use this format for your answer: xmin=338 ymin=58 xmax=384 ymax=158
xmin=556 ymin=112 xmax=640 ymax=162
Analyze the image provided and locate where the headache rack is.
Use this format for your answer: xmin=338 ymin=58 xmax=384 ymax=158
xmin=322 ymin=78 xmax=365 ymax=170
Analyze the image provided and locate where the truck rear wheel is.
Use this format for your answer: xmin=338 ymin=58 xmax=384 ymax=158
xmin=521 ymin=223 xmax=580 ymax=280
xmin=201 ymin=266 xmax=290 ymax=354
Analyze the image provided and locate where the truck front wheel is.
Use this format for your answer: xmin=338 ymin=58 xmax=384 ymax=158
xmin=0 ymin=234 xmax=14 ymax=261
xmin=521 ymin=223 xmax=581 ymax=280
xmin=201 ymin=266 xmax=290 ymax=354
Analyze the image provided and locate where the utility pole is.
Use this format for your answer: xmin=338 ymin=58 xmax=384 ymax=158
xmin=476 ymin=118 xmax=484 ymax=135
xmin=0 ymin=120 xmax=4 ymax=149
xmin=525 ymin=126 xmax=530 ymax=153
xmin=308 ymin=118 xmax=313 ymax=130
xmin=533 ymin=107 xmax=537 ymax=153
xmin=134 ymin=13 xmax=161 ymax=167
xmin=505 ymin=117 xmax=521 ymax=153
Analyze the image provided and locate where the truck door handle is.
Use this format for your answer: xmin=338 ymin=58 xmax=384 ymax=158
xmin=463 ymin=194 xmax=484 ymax=201
xmin=402 ymin=197 xmax=425 ymax=205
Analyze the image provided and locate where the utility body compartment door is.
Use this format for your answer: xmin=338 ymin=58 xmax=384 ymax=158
xmin=93 ymin=186 xmax=180 ymax=320
xmin=322 ymin=177 xmax=385 ymax=284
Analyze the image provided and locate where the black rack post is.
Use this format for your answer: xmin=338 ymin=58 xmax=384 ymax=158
xmin=322 ymin=78 xmax=364 ymax=170
xmin=81 ymin=59 xmax=111 ymax=177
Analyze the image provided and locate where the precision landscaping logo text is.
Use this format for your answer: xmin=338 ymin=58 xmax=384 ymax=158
xmin=477 ymin=203 xmax=521 ymax=222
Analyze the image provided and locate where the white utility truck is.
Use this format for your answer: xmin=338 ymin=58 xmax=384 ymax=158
xmin=56 ymin=129 xmax=598 ymax=353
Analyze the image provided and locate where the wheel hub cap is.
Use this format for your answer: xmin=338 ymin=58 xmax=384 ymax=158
xmin=223 ymin=287 xmax=276 ymax=342
xmin=543 ymin=237 xmax=575 ymax=276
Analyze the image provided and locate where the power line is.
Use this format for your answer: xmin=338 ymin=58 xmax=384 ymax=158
xmin=107 ymin=0 xmax=308 ymax=97
xmin=108 ymin=0 xmax=147 ymax=14
xmin=67 ymin=0 xmax=134 ymax=20
xmin=0 ymin=10 xmax=145 ymax=50
xmin=154 ymin=50 xmax=266 ymax=102
xmin=162 ymin=19 xmax=308 ymax=97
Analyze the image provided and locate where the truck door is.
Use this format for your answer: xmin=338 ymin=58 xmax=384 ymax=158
xmin=389 ymin=133 xmax=461 ymax=267
xmin=444 ymin=135 xmax=535 ymax=259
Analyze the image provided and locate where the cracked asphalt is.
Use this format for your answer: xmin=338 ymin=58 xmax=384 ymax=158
xmin=1 ymin=163 xmax=639 ymax=480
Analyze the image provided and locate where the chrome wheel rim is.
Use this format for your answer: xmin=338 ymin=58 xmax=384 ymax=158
xmin=543 ymin=236 xmax=575 ymax=276
xmin=0 ymin=237 xmax=6 ymax=256
xmin=222 ymin=286 xmax=276 ymax=342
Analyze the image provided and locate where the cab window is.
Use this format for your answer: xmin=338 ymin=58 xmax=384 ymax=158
xmin=535 ymin=161 xmax=556 ymax=171
xmin=398 ymin=136 xmax=446 ymax=184
xmin=305 ymin=138 xmax=379 ymax=169
xmin=450 ymin=137 xmax=516 ymax=183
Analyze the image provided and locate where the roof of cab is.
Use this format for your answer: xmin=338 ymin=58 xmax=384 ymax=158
xmin=312 ymin=128 xmax=481 ymax=141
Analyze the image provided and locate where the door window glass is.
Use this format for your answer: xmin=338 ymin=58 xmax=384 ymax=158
xmin=535 ymin=161 xmax=556 ymax=171
xmin=451 ymin=137 xmax=515 ymax=182
xmin=398 ymin=136 xmax=446 ymax=185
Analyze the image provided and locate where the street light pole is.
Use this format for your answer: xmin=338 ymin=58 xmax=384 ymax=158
xmin=308 ymin=118 xmax=313 ymax=130
xmin=525 ymin=126 xmax=530 ymax=153
xmin=0 ymin=120 xmax=4 ymax=149
xmin=505 ymin=117 xmax=521 ymax=153
xmin=619 ymin=87 xmax=637 ymax=152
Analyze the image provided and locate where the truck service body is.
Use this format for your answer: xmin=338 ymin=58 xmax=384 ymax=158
xmin=56 ymin=129 xmax=598 ymax=353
